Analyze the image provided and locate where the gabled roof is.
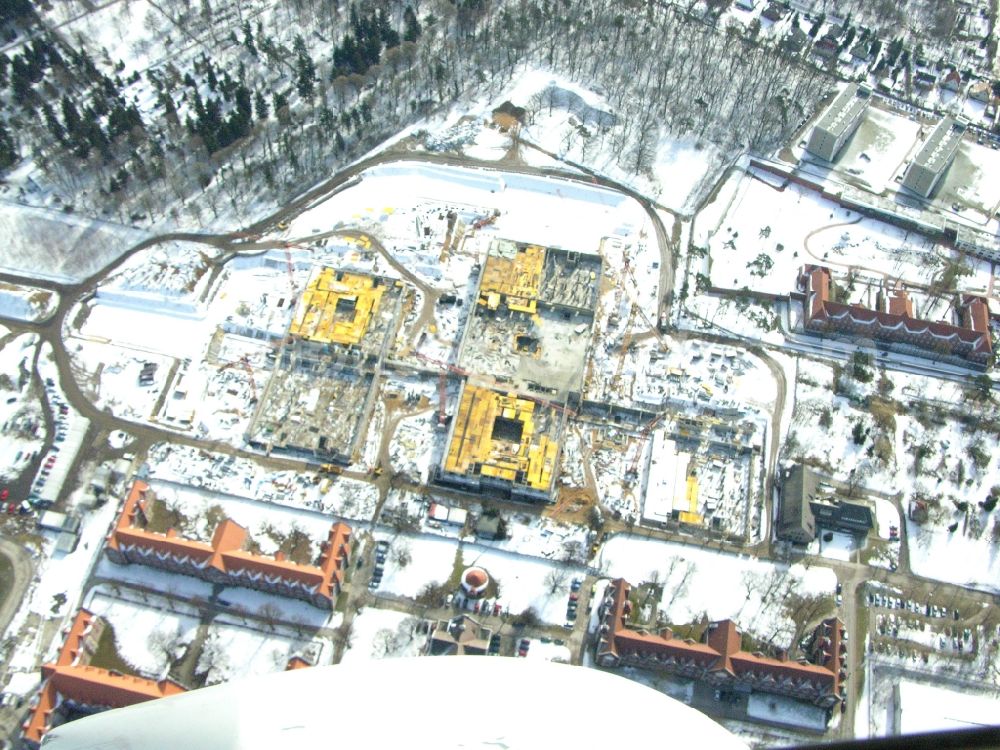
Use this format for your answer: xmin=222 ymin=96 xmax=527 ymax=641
xmin=107 ymin=481 xmax=351 ymax=602
xmin=599 ymin=579 xmax=841 ymax=700
xmin=801 ymin=266 xmax=992 ymax=358
xmin=23 ymin=609 xmax=186 ymax=747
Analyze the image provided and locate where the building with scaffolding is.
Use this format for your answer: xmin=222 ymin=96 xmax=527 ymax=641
xmin=458 ymin=241 xmax=602 ymax=400
xmin=247 ymin=266 xmax=406 ymax=462
xmin=435 ymin=383 xmax=563 ymax=503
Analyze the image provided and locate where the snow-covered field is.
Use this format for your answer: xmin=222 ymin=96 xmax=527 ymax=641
xmin=695 ymin=167 xmax=989 ymax=297
xmin=599 ymin=534 xmax=836 ymax=645
xmin=0 ymin=201 xmax=147 ymax=282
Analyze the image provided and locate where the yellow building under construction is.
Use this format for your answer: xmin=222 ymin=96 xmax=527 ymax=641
xmin=443 ymin=384 xmax=558 ymax=493
xmin=289 ymin=268 xmax=385 ymax=346
xmin=477 ymin=244 xmax=544 ymax=314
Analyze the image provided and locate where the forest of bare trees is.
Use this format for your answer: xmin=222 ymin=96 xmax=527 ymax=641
xmin=1 ymin=0 xmax=837 ymax=229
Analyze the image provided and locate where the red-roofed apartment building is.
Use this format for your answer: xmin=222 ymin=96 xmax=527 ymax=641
xmin=799 ymin=265 xmax=993 ymax=367
xmin=595 ymin=579 xmax=846 ymax=710
xmin=105 ymin=480 xmax=351 ymax=609
xmin=22 ymin=609 xmax=186 ymax=748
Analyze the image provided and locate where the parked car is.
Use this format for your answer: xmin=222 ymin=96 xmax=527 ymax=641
xmin=570 ymin=578 xmax=582 ymax=592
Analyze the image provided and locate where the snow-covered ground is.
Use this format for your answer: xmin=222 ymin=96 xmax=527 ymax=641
xmin=598 ymin=534 xmax=836 ymax=646
xmin=789 ymin=357 xmax=1000 ymax=592
xmin=340 ymin=607 xmax=425 ymax=662
xmin=143 ymin=443 xmax=379 ymax=524
xmin=0 ymin=283 xmax=58 ymax=322
xmin=694 ymin=167 xmax=990 ymax=298
xmin=0 ymin=201 xmax=147 ymax=282
xmin=896 ymin=679 xmax=1000 ymax=734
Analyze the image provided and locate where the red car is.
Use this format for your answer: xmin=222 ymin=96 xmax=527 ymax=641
xmin=0 ymin=488 xmax=8 ymax=501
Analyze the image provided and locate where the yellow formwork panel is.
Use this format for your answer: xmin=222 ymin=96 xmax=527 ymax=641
xmin=478 ymin=245 xmax=544 ymax=311
xmin=289 ymin=269 xmax=384 ymax=346
xmin=685 ymin=475 xmax=699 ymax=515
xmin=679 ymin=511 xmax=703 ymax=525
xmin=443 ymin=384 xmax=558 ymax=490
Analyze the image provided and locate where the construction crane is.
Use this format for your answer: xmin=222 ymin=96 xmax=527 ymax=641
xmin=622 ymin=260 xmax=669 ymax=352
xmin=625 ymin=413 xmax=665 ymax=482
xmin=612 ymin=303 xmax=638 ymax=394
xmin=218 ymin=355 xmax=258 ymax=404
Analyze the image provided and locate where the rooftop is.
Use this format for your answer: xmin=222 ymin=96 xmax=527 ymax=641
xmin=911 ymin=117 xmax=966 ymax=172
xmin=814 ymin=84 xmax=871 ymax=138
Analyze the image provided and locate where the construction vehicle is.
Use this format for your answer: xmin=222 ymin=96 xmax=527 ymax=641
xmin=317 ymin=464 xmax=343 ymax=476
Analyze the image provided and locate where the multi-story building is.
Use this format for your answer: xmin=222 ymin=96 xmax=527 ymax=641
xmin=805 ymin=84 xmax=872 ymax=161
xmin=105 ymin=480 xmax=351 ymax=609
xmin=902 ymin=117 xmax=967 ymax=198
xmin=799 ymin=266 xmax=992 ymax=367
xmin=22 ymin=609 xmax=186 ymax=748
xmin=596 ymin=578 xmax=846 ymax=710
xmin=777 ymin=464 xmax=874 ymax=544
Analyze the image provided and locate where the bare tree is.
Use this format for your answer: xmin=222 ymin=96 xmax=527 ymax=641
xmin=545 ymin=567 xmax=569 ymax=594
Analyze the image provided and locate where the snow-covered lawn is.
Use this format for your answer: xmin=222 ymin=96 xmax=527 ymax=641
xmin=198 ymin=620 xmax=324 ymax=686
xmin=85 ymin=590 xmax=200 ymax=677
xmin=374 ymin=533 xmax=584 ymax=625
xmin=599 ymin=534 xmax=836 ymax=645
xmin=340 ymin=607 xmax=425 ymax=663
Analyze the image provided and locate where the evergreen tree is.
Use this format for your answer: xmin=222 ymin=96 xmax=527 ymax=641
xmin=0 ymin=120 xmax=17 ymax=169
xmin=403 ymin=5 xmax=421 ymax=42
xmin=41 ymin=102 xmax=65 ymax=143
xmin=254 ymin=89 xmax=269 ymax=121
xmin=60 ymin=95 xmax=82 ymax=138
xmin=242 ymin=21 xmax=257 ymax=55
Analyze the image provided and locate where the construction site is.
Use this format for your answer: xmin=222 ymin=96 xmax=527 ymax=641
xmin=247 ymin=267 xmax=406 ymax=462
xmin=457 ymin=241 xmax=602 ymax=400
xmin=435 ymin=383 xmax=565 ymax=503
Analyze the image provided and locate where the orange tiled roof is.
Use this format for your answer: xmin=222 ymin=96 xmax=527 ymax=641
xmin=23 ymin=609 xmax=185 ymax=747
xmin=801 ymin=266 xmax=992 ymax=358
xmin=598 ymin=579 xmax=840 ymax=699
xmin=107 ymin=481 xmax=351 ymax=603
